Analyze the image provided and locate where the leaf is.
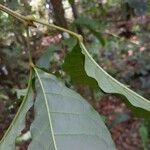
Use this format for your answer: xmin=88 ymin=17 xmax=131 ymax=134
xmin=139 ymin=125 xmax=148 ymax=150
xmin=89 ymin=29 xmax=105 ymax=46
xmin=75 ymin=16 xmax=101 ymax=29
xmin=5 ymin=0 xmax=19 ymax=10
xmin=0 ymin=85 xmax=33 ymax=150
xmin=62 ymin=37 xmax=77 ymax=51
xmin=64 ymin=42 xmax=150 ymax=111
xmin=68 ymin=0 xmax=75 ymax=5
xmin=62 ymin=44 xmax=99 ymax=90
xmin=15 ymin=88 xmax=28 ymax=99
xmin=74 ymin=16 xmax=106 ymax=46
xmin=37 ymin=44 xmax=57 ymax=69
xmin=28 ymin=68 xmax=115 ymax=150
xmin=126 ymin=0 xmax=147 ymax=15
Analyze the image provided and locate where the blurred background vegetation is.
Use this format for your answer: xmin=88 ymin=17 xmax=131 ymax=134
xmin=0 ymin=0 xmax=150 ymax=149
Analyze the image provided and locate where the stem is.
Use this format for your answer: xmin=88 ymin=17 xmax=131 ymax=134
xmin=25 ymin=26 xmax=33 ymax=64
xmin=33 ymin=19 xmax=83 ymax=41
xmin=0 ymin=4 xmax=83 ymax=41
xmin=0 ymin=4 xmax=26 ymax=24
xmin=105 ymin=30 xmax=140 ymax=46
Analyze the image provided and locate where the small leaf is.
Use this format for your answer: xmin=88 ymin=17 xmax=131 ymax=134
xmin=75 ymin=17 xmax=106 ymax=46
xmin=0 ymin=86 xmax=33 ymax=150
xmin=68 ymin=0 xmax=75 ymax=5
xmin=28 ymin=68 xmax=115 ymax=150
xmin=62 ymin=37 xmax=77 ymax=51
xmin=89 ymin=29 xmax=106 ymax=46
xmin=37 ymin=44 xmax=57 ymax=69
xmin=139 ymin=125 xmax=148 ymax=150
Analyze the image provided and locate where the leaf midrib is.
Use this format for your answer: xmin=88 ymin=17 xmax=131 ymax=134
xmin=34 ymin=68 xmax=58 ymax=150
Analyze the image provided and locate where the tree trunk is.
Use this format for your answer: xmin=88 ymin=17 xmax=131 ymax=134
xmin=69 ymin=0 xmax=83 ymax=35
xmin=50 ymin=0 xmax=68 ymax=28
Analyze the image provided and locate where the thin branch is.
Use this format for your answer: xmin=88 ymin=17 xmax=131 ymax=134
xmin=0 ymin=3 xmax=140 ymax=47
xmin=0 ymin=4 xmax=83 ymax=41
xmin=0 ymin=4 xmax=26 ymax=24
xmin=25 ymin=26 xmax=33 ymax=64
xmin=105 ymin=30 xmax=140 ymax=46
xmin=33 ymin=19 xmax=83 ymax=41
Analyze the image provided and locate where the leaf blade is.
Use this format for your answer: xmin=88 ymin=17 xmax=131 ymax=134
xmin=29 ymin=68 xmax=115 ymax=150
xmin=79 ymin=42 xmax=150 ymax=111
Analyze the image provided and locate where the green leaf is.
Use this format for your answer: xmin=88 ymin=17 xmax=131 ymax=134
xmin=63 ymin=44 xmax=99 ymax=90
xmin=62 ymin=37 xmax=77 ymax=51
xmin=15 ymin=88 xmax=28 ymax=99
xmin=29 ymin=68 xmax=115 ymax=150
xmin=75 ymin=17 xmax=106 ymax=46
xmin=139 ymin=125 xmax=148 ymax=150
xmin=68 ymin=0 xmax=75 ymax=5
xmin=0 ymin=85 xmax=33 ymax=150
xmin=75 ymin=17 xmax=100 ymax=29
xmin=5 ymin=0 xmax=19 ymax=10
xmin=37 ymin=44 xmax=57 ymax=69
xmin=64 ymin=42 xmax=150 ymax=111
xmin=89 ymin=29 xmax=105 ymax=46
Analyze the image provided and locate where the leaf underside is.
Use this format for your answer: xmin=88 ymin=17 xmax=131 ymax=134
xmin=28 ymin=68 xmax=115 ymax=150
xmin=63 ymin=42 xmax=150 ymax=111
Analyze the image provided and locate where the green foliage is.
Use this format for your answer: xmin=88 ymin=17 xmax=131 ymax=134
xmin=62 ymin=37 xmax=77 ymax=51
xmin=139 ymin=125 xmax=149 ymax=150
xmin=37 ymin=44 xmax=58 ymax=69
xmin=63 ymin=43 xmax=99 ymax=89
xmin=63 ymin=42 xmax=150 ymax=111
xmin=74 ymin=16 xmax=106 ymax=46
xmin=1 ymin=2 xmax=150 ymax=149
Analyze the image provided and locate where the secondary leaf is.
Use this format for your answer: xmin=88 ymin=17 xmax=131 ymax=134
xmin=64 ymin=42 xmax=150 ymax=111
xmin=63 ymin=43 xmax=99 ymax=90
xmin=75 ymin=16 xmax=106 ymax=46
xmin=29 ymin=68 xmax=115 ymax=150
xmin=0 ymin=84 xmax=33 ymax=150
xmin=62 ymin=37 xmax=77 ymax=51
xmin=139 ymin=125 xmax=148 ymax=150
xmin=37 ymin=44 xmax=58 ymax=69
